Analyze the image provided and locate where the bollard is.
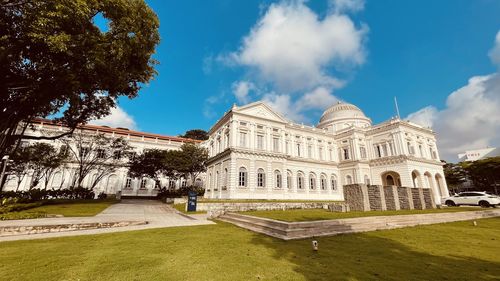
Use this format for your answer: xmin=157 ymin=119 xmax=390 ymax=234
xmin=312 ymin=240 xmax=318 ymax=251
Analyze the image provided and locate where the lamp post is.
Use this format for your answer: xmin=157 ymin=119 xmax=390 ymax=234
xmin=0 ymin=155 xmax=11 ymax=192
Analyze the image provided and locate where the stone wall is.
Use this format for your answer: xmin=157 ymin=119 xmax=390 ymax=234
xmin=343 ymin=184 xmax=367 ymax=211
xmin=198 ymin=202 xmax=347 ymax=213
xmin=384 ymin=186 xmax=396 ymax=210
xmin=367 ymin=185 xmax=383 ymax=211
xmin=397 ymin=187 xmax=411 ymax=210
xmin=411 ymin=188 xmax=423 ymax=210
xmin=422 ymin=189 xmax=435 ymax=209
xmin=343 ymin=184 xmax=436 ymax=212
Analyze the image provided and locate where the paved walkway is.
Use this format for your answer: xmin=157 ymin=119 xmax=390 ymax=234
xmin=0 ymin=200 xmax=214 ymax=242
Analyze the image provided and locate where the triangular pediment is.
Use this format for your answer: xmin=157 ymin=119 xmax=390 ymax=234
xmin=234 ymin=101 xmax=289 ymax=123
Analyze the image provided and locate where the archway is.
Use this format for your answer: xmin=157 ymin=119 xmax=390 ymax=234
xmin=411 ymin=170 xmax=423 ymax=188
xmin=435 ymin=173 xmax=446 ymax=197
xmin=381 ymin=171 xmax=402 ymax=186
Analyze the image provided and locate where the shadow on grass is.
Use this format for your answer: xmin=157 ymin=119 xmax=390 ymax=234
xmin=248 ymin=223 xmax=500 ymax=281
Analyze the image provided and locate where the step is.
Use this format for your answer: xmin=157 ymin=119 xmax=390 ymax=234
xmin=221 ymin=209 xmax=500 ymax=240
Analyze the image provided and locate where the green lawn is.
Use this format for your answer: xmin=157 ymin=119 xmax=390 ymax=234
xmin=242 ymin=207 xmax=483 ymax=222
xmin=0 ymin=218 xmax=499 ymax=280
xmin=0 ymin=200 xmax=117 ymax=220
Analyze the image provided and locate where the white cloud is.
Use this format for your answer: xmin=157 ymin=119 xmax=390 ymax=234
xmin=297 ymin=86 xmax=339 ymax=110
xmin=489 ymin=30 xmax=500 ymax=67
xmin=408 ymin=74 xmax=500 ymax=161
xmin=407 ymin=106 xmax=438 ymax=128
xmin=232 ymin=81 xmax=255 ymax=104
xmin=226 ymin=0 xmax=367 ymax=93
xmin=330 ymin=0 xmax=365 ymax=14
xmin=408 ymin=30 xmax=500 ymax=161
xmin=90 ymin=106 xmax=137 ymax=130
xmin=216 ymin=0 xmax=367 ymax=123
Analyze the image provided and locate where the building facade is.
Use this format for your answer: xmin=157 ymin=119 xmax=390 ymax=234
xmin=3 ymin=119 xmax=202 ymax=196
xmin=204 ymin=101 xmax=449 ymax=204
xmin=458 ymin=147 xmax=499 ymax=162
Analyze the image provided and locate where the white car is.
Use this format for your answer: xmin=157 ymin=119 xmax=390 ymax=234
xmin=443 ymin=191 xmax=500 ymax=208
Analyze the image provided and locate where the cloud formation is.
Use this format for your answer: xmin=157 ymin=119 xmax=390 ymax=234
xmin=218 ymin=0 xmax=367 ymax=122
xmin=488 ymin=30 xmax=500 ymax=67
xmin=232 ymin=81 xmax=255 ymax=104
xmin=408 ymin=31 xmax=500 ymax=161
xmin=90 ymin=106 xmax=138 ymax=130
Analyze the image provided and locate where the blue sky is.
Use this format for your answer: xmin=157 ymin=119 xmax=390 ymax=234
xmin=92 ymin=0 xmax=500 ymax=160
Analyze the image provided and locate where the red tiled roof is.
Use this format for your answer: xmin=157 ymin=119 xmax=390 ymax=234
xmin=31 ymin=118 xmax=203 ymax=143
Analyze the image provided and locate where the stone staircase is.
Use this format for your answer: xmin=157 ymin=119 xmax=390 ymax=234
xmin=219 ymin=209 xmax=500 ymax=240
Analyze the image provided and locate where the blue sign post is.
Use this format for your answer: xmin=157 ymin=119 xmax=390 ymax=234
xmin=187 ymin=191 xmax=197 ymax=212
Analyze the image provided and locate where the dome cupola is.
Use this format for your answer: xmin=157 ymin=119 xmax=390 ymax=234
xmin=317 ymin=101 xmax=371 ymax=132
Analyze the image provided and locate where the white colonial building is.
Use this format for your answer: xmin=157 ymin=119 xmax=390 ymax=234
xmin=204 ymin=101 xmax=449 ymax=204
xmin=3 ymin=119 xmax=202 ymax=196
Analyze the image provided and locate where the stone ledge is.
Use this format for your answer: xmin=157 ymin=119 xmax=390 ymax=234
xmin=0 ymin=221 xmax=148 ymax=237
xmin=220 ymin=209 xmax=500 ymax=240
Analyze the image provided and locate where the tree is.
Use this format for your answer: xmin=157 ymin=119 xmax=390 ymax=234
xmin=0 ymin=0 xmax=160 ymax=158
xmin=179 ymin=130 xmax=209 ymax=141
xmin=3 ymin=145 xmax=31 ymax=191
xmin=128 ymin=149 xmax=169 ymax=191
xmin=62 ymin=130 xmax=132 ymax=189
xmin=176 ymin=143 xmax=208 ymax=188
xmin=463 ymin=157 xmax=500 ymax=195
xmin=443 ymin=161 xmax=467 ymax=192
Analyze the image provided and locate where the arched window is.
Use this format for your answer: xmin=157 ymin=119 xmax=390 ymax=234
xmin=346 ymin=175 xmax=353 ymax=185
xmin=297 ymin=172 xmax=304 ymax=189
xmin=320 ymin=175 xmax=327 ymax=190
xmin=257 ymin=168 xmax=265 ymax=187
xmin=331 ymin=175 xmax=337 ymax=190
xmin=275 ymin=170 xmax=282 ymax=188
xmin=238 ymin=167 xmax=247 ymax=187
xmin=309 ymin=173 xmax=316 ymax=190
xmin=286 ymin=170 xmax=292 ymax=189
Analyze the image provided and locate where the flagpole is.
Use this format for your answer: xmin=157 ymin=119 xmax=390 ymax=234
xmin=394 ymin=97 xmax=401 ymax=119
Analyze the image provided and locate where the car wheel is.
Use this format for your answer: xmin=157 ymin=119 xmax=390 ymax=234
xmin=445 ymin=200 xmax=456 ymax=207
xmin=479 ymin=201 xmax=490 ymax=208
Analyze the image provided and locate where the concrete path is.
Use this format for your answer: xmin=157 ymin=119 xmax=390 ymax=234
xmin=0 ymin=200 xmax=214 ymax=242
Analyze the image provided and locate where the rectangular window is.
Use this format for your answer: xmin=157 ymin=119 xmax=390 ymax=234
xmin=360 ymin=147 xmax=367 ymax=159
xmin=276 ymin=174 xmax=282 ymax=188
xmin=308 ymin=145 xmax=312 ymax=158
xmin=239 ymin=132 xmax=247 ymax=147
xmin=343 ymin=148 xmax=350 ymax=160
xmin=287 ymin=175 xmax=291 ymax=189
xmin=140 ymin=178 xmax=147 ymax=189
xmin=375 ymin=145 xmax=381 ymax=158
xmin=286 ymin=141 xmax=290 ymax=154
xmin=297 ymin=143 xmax=301 ymax=157
xmin=125 ymin=178 xmax=132 ymax=189
xmin=329 ymin=149 xmax=333 ymax=161
xmin=389 ymin=143 xmax=394 ymax=155
xmin=238 ymin=171 xmax=246 ymax=187
xmin=382 ymin=144 xmax=388 ymax=157
xmin=113 ymin=151 xmax=121 ymax=160
xmin=273 ymin=137 xmax=280 ymax=152
xmin=257 ymin=135 xmax=264 ymax=150
xmin=319 ymin=147 xmax=323 ymax=160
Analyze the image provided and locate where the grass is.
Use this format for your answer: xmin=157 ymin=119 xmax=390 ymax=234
xmin=0 ymin=218 xmax=499 ymax=280
xmin=242 ymin=207 xmax=484 ymax=222
xmin=0 ymin=199 xmax=118 ymax=220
